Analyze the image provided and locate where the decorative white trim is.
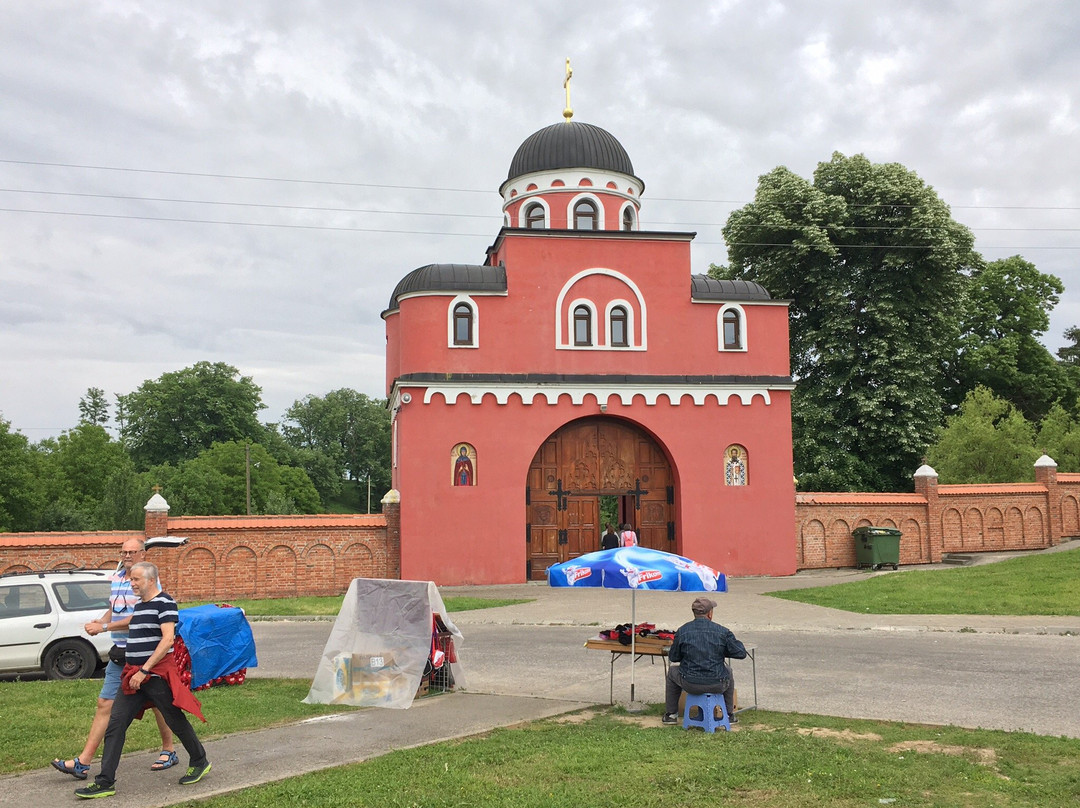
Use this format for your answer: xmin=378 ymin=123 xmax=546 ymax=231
xmin=555 ymin=268 xmax=647 ymax=350
xmin=447 ymin=294 xmax=478 ymax=349
xmin=568 ymin=298 xmax=598 ymax=346
xmin=500 ymin=168 xmax=643 ymax=205
xmin=717 ymin=304 xmax=748 ymax=352
xmin=603 ymin=299 xmax=635 ymax=348
xmin=567 ymin=191 xmax=606 ymax=231
xmin=419 ymin=381 xmax=789 ymax=406
xmin=618 ymin=201 xmax=638 ymax=231
xmin=517 ymin=198 xmax=550 ymax=228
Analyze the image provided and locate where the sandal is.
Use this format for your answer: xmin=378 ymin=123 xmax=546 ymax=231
xmin=51 ymin=756 xmax=90 ymax=780
xmin=152 ymin=750 xmax=179 ymax=771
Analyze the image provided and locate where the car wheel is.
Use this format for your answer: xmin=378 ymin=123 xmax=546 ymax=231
xmin=43 ymin=639 xmax=97 ymax=680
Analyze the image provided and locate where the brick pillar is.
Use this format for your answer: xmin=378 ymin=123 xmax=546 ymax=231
xmin=913 ymin=464 xmax=941 ymax=562
xmin=144 ymin=491 xmax=170 ymax=539
xmin=381 ymin=489 xmax=401 ymax=579
xmin=1034 ymin=454 xmax=1061 ymax=546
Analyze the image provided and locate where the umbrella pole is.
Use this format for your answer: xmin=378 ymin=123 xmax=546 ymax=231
xmin=629 ymin=588 xmax=636 ymax=704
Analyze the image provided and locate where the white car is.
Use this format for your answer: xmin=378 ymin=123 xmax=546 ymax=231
xmin=0 ymin=569 xmax=113 ymax=679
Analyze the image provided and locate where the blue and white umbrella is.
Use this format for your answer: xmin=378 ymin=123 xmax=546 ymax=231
xmin=548 ymin=547 xmax=726 ymax=703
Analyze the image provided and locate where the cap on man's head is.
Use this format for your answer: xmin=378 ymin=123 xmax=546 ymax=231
xmin=691 ymin=597 xmax=717 ymax=616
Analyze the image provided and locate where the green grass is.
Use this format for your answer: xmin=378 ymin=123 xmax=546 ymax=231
xmin=769 ymin=546 xmax=1080 ymax=615
xmin=170 ymin=709 xmax=1080 ymax=807
xmin=184 ymin=595 xmax=532 ymax=616
xmin=0 ymin=678 xmax=355 ymax=775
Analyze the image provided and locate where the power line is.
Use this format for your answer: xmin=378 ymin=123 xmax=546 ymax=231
xmin=4 ymin=157 xmax=1080 ymax=212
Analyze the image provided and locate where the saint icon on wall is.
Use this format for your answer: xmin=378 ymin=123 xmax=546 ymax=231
xmin=724 ymin=445 xmax=748 ymax=486
xmin=452 ymin=443 xmax=476 ymax=486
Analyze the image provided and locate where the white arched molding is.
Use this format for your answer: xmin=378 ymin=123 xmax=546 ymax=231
xmin=618 ymin=201 xmax=638 ymax=231
xmin=447 ymin=294 xmax=478 ymax=349
xmin=516 ymin=197 xmax=551 ymax=228
xmin=556 ymin=269 xmax=647 ymax=350
xmin=567 ymin=191 xmax=606 ymax=231
xmin=567 ymin=298 xmax=598 ymax=347
xmin=603 ymin=299 xmax=636 ymax=348
xmin=717 ymin=303 xmax=748 ymax=352
xmin=503 ymin=212 xmax=511 ymax=227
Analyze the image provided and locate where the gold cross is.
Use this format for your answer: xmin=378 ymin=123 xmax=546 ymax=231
xmin=563 ymin=58 xmax=573 ymax=122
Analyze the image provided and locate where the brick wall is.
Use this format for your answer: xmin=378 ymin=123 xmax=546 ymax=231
xmin=0 ymin=498 xmax=398 ymax=602
xmin=795 ymin=460 xmax=1080 ymax=570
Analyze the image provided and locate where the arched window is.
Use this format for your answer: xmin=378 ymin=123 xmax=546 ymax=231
xmin=723 ymin=309 xmax=741 ymax=350
xmin=525 ymin=203 xmax=545 ymax=229
xmin=609 ymin=306 xmax=628 ymax=347
xmin=453 ymin=302 xmax=474 ymax=346
xmin=622 ymin=207 xmax=635 ymax=231
xmin=573 ymin=199 xmax=598 ymax=230
xmin=574 ymin=305 xmax=592 ymax=346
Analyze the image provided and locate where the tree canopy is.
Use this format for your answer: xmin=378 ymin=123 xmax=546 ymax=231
xmin=718 ymin=152 xmax=981 ymax=491
xmin=118 ymin=361 xmax=266 ymax=469
xmin=927 ymin=387 xmax=1038 ymax=483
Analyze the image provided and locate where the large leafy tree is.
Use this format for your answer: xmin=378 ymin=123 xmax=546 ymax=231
xmin=118 ymin=362 xmax=266 ymax=469
xmin=1035 ymin=405 xmax=1080 ymax=473
xmin=953 ymin=256 xmax=1070 ymax=421
xmin=78 ymin=387 xmax=110 ymax=426
xmin=282 ymin=389 xmax=391 ymax=506
xmin=0 ymin=416 xmax=43 ymax=532
xmin=718 ymin=152 xmax=980 ymax=491
xmin=927 ymin=386 xmax=1037 ymax=483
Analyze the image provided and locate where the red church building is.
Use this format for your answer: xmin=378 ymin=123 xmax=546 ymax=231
xmin=383 ymin=106 xmax=797 ymax=585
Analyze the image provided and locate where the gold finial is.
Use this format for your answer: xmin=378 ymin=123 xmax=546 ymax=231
xmin=563 ymin=58 xmax=573 ymax=122
xmin=152 ymin=484 xmax=162 ymax=494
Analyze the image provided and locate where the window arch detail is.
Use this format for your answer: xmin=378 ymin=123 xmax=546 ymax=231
xmin=619 ymin=202 xmax=637 ymax=231
xmin=605 ymin=300 xmax=634 ymax=347
xmin=717 ymin=304 xmax=747 ymax=351
xmin=448 ymin=295 xmax=478 ymax=348
xmin=555 ymin=269 xmax=647 ymax=350
xmin=567 ymin=192 xmax=606 ymax=230
xmin=570 ymin=300 xmax=597 ymax=346
xmin=516 ymin=198 xmax=550 ymax=228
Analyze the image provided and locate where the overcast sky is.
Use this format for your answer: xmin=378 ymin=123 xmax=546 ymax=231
xmin=3 ymin=1 xmax=1079 ymax=441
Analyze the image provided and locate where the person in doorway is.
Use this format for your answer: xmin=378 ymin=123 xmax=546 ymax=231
xmin=620 ymin=523 xmax=638 ymax=547
xmin=75 ymin=561 xmax=210 ymax=799
xmin=662 ymin=596 xmax=747 ymax=725
xmin=601 ymin=523 xmax=619 ymax=550
xmin=51 ymin=538 xmax=176 ymax=781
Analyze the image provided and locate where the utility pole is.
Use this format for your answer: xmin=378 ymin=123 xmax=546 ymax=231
xmin=367 ymin=475 xmax=371 ymax=514
xmin=245 ymin=442 xmax=251 ymax=516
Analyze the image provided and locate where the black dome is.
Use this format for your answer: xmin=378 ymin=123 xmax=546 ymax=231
xmin=506 ymin=121 xmax=638 ymax=183
xmin=384 ymin=264 xmax=507 ymax=313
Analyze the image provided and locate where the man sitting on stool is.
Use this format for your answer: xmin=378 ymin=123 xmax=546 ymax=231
xmin=662 ymin=596 xmax=746 ymax=725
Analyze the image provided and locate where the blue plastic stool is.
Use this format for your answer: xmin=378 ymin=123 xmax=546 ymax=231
xmin=682 ymin=692 xmax=731 ymax=732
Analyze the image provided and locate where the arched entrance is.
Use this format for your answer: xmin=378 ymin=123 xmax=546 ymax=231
xmin=525 ymin=417 xmax=674 ymax=580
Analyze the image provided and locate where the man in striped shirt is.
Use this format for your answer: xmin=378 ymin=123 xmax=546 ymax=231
xmin=76 ymin=562 xmax=210 ymax=799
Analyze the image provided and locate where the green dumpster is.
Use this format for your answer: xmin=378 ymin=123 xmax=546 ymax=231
xmin=853 ymin=526 xmax=901 ymax=570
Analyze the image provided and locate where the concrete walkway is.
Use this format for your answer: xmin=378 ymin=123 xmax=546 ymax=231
xmin=6 ymin=543 xmax=1079 ymax=807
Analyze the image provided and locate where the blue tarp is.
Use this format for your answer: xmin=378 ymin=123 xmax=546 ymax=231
xmin=177 ymin=604 xmax=258 ymax=689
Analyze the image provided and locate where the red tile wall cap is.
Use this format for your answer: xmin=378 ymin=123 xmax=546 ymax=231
xmin=795 ymin=493 xmax=924 ymax=505
xmin=939 ymin=484 xmax=1045 ymax=495
xmin=0 ymin=531 xmax=142 ymax=548
xmin=168 ymin=514 xmax=386 ymax=531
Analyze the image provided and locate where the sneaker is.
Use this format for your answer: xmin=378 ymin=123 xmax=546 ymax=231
xmin=179 ymin=761 xmax=212 ymax=785
xmin=75 ymin=783 xmax=116 ymax=799
xmin=728 ymin=713 xmax=739 ymax=725
xmin=661 ymin=713 xmax=679 ymax=724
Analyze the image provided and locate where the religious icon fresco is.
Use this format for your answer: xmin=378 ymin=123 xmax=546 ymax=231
xmin=724 ymin=444 xmax=748 ymax=486
xmin=452 ymin=443 xmax=477 ymax=486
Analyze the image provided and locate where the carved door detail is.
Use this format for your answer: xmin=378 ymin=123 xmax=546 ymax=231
xmin=526 ymin=418 xmax=674 ymax=580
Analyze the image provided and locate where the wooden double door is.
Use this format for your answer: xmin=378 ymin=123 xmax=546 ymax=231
xmin=526 ymin=417 xmax=674 ymax=580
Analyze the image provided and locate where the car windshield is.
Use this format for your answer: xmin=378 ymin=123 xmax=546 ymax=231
xmin=53 ymin=581 xmax=111 ymax=612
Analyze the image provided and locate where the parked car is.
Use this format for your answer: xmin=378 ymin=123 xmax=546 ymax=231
xmin=0 ymin=569 xmax=113 ymax=679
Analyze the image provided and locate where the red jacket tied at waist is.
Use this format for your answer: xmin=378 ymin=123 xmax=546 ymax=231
xmin=121 ymin=657 xmax=206 ymax=723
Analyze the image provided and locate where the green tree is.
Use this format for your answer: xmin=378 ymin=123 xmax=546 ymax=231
xmin=926 ymin=386 xmax=1038 ymax=483
xmin=0 ymin=416 xmax=44 ymax=532
xmin=282 ymin=389 xmax=391 ymax=506
xmin=953 ymin=256 xmax=1070 ymax=421
xmin=718 ymin=152 xmax=980 ymax=491
xmin=78 ymin=387 xmax=110 ymax=426
xmin=118 ymin=362 xmax=266 ymax=469
xmin=1035 ymin=405 xmax=1080 ymax=473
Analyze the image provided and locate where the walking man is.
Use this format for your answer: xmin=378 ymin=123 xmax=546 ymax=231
xmin=662 ymin=596 xmax=746 ymax=725
xmin=76 ymin=561 xmax=210 ymax=799
xmin=51 ymin=538 xmax=176 ymax=780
